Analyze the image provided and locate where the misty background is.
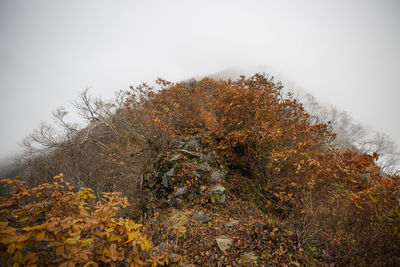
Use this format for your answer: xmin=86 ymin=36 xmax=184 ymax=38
xmin=0 ymin=0 xmax=399 ymax=170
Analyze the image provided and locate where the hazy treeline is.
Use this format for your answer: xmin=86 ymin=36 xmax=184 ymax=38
xmin=303 ymin=93 xmax=400 ymax=175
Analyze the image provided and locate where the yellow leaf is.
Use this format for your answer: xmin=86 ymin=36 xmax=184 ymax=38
xmin=22 ymin=253 xmax=38 ymax=265
xmin=7 ymin=242 xmax=24 ymax=255
xmin=16 ymin=232 xmax=32 ymax=242
xmin=127 ymin=231 xmax=138 ymax=242
xmin=65 ymin=235 xmax=80 ymax=245
xmin=36 ymin=231 xmax=45 ymax=242
xmin=80 ymin=238 xmax=94 ymax=248
xmin=83 ymin=261 xmax=98 ymax=267
xmin=109 ymin=235 xmax=121 ymax=242
xmin=13 ymin=250 xmax=22 ymax=262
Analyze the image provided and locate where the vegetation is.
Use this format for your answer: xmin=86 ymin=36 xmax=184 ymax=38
xmin=1 ymin=73 xmax=399 ymax=265
xmin=0 ymin=174 xmax=169 ymax=266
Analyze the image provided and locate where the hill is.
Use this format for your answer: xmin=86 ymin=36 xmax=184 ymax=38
xmin=1 ymin=74 xmax=399 ymax=266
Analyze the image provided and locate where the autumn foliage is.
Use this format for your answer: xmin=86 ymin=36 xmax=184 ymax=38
xmin=124 ymin=74 xmax=400 ymax=264
xmin=0 ymin=174 xmax=169 ymax=267
xmin=10 ymin=73 xmax=400 ymax=265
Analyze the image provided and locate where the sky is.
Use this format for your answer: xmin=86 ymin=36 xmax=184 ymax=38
xmin=0 ymin=0 xmax=399 ymax=163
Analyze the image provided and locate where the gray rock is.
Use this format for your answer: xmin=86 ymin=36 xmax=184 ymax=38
xmin=162 ymin=167 xmax=176 ymax=187
xmin=199 ymin=153 xmax=210 ymax=162
xmin=184 ymin=138 xmax=202 ymax=150
xmin=162 ymin=175 xmax=169 ymax=187
xmin=169 ymin=252 xmax=179 ymax=261
xmin=197 ymin=162 xmax=211 ymax=173
xmin=172 ymin=186 xmax=187 ymax=198
xmin=240 ymin=251 xmax=259 ymax=263
xmin=171 ymin=139 xmax=185 ymax=148
xmin=210 ymin=184 xmax=226 ymax=195
xmin=169 ymin=154 xmax=182 ymax=163
xmin=192 ymin=211 xmax=211 ymax=223
xmin=153 ymin=241 xmax=169 ymax=252
xmin=208 ymin=152 xmax=218 ymax=160
xmin=177 ymin=149 xmax=200 ymax=158
xmin=192 ymin=170 xmax=202 ymax=178
xmin=215 ymin=236 xmax=233 ymax=252
xmin=212 ymin=194 xmax=225 ymax=204
xmin=165 ymin=168 xmax=175 ymax=177
xmin=225 ymin=219 xmax=239 ymax=227
xmin=211 ymin=170 xmax=224 ymax=181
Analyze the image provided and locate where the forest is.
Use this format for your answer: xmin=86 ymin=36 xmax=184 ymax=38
xmin=1 ymin=74 xmax=399 ymax=266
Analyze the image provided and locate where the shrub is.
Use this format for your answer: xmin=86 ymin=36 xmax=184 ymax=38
xmin=0 ymin=174 xmax=168 ymax=266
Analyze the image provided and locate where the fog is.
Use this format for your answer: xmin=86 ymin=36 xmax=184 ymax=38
xmin=1 ymin=0 xmax=399 ymax=164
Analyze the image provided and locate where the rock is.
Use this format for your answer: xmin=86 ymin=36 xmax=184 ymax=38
xmin=197 ymin=162 xmax=211 ymax=173
xmin=212 ymin=194 xmax=225 ymax=204
xmin=211 ymin=170 xmax=224 ymax=181
xmin=153 ymin=241 xmax=169 ymax=252
xmin=165 ymin=168 xmax=176 ymax=177
xmin=215 ymin=236 xmax=233 ymax=252
xmin=162 ymin=167 xmax=176 ymax=187
xmin=162 ymin=176 xmax=169 ymax=187
xmin=184 ymin=138 xmax=202 ymax=150
xmin=177 ymin=149 xmax=200 ymax=158
xmin=225 ymin=219 xmax=239 ymax=227
xmin=171 ymin=139 xmax=185 ymax=148
xmin=172 ymin=186 xmax=187 ymax=198
xmin=210 ymin=184 xmax=226 ymax=204
xmin=192 ymin=170 xmax=202 ymax=178
xmin=240 ymin=251 xmax=259 ymax=264
xmin=169 ymin=154 xmax=182 ymax=163
xmin=200 ymin=185 xmax=207 ymax=193
xmin=199 ymin=153 xmax=210 ymax=162
xmin=215 ymin=194 xmax=226 ymax=204
xmin=169 ymin=252 xmax=179 ymax=261
xmin=208 ymin=152 xmax=218 ymax=160
xmin=210 ymin=184 xmax=226 ymax=195
xmin=192 ymin=211 xmax=211 ymax=223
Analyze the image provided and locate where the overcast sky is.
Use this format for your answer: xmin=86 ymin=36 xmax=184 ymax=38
xmin=0 ymin=0 xmax=399 ymax=162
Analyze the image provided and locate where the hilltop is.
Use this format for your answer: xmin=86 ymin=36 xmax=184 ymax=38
xmin=1 ymin=74 xmax=399 ymax=266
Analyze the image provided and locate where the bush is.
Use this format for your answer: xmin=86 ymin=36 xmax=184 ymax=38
xmin=0 ymin=174 xmax=168 ymax=266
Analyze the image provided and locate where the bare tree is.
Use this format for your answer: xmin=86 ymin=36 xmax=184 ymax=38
xmin=303 ymin=93 xmax=400 ymax=175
